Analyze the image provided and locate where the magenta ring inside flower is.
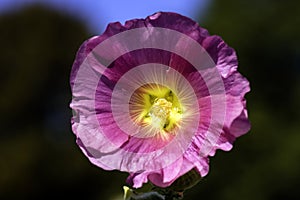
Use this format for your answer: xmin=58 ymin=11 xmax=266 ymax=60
xmin=96 ymin=64 xmax=200 ymax=170
xmin=111 ymin=63 xmax=199 ymax=139
xmin=71 ymin=26 xmax=227 ymax=172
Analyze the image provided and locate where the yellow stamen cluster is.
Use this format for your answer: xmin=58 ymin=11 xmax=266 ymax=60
xmin=130 ymin=84 xmax=182 ymax=134
xmin=148 ymin=98 xmax=173 ymax=129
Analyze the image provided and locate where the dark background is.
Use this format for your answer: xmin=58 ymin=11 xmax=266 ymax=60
xmin=0 ymin=0 xmax=299 ymax=199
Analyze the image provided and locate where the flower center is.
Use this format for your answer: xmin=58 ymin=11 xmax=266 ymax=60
xmin=129 ymin=84 xmax=182 ymax=134
xmin=149 ymin=98 xmax=173 ymax=129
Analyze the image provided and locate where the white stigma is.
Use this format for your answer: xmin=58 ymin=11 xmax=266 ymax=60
xmin=149 ymin=98 xmax=172 ymax=129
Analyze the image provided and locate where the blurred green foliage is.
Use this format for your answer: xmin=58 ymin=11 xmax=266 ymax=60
xmin=0 ymin=0 xmax=299 ymax=199
xmin=0 ymin=6 xmax=126 ymax=200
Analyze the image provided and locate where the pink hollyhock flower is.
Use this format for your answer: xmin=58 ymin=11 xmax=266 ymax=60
xmin=70 ymin=12 xmax=250 ymax=189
